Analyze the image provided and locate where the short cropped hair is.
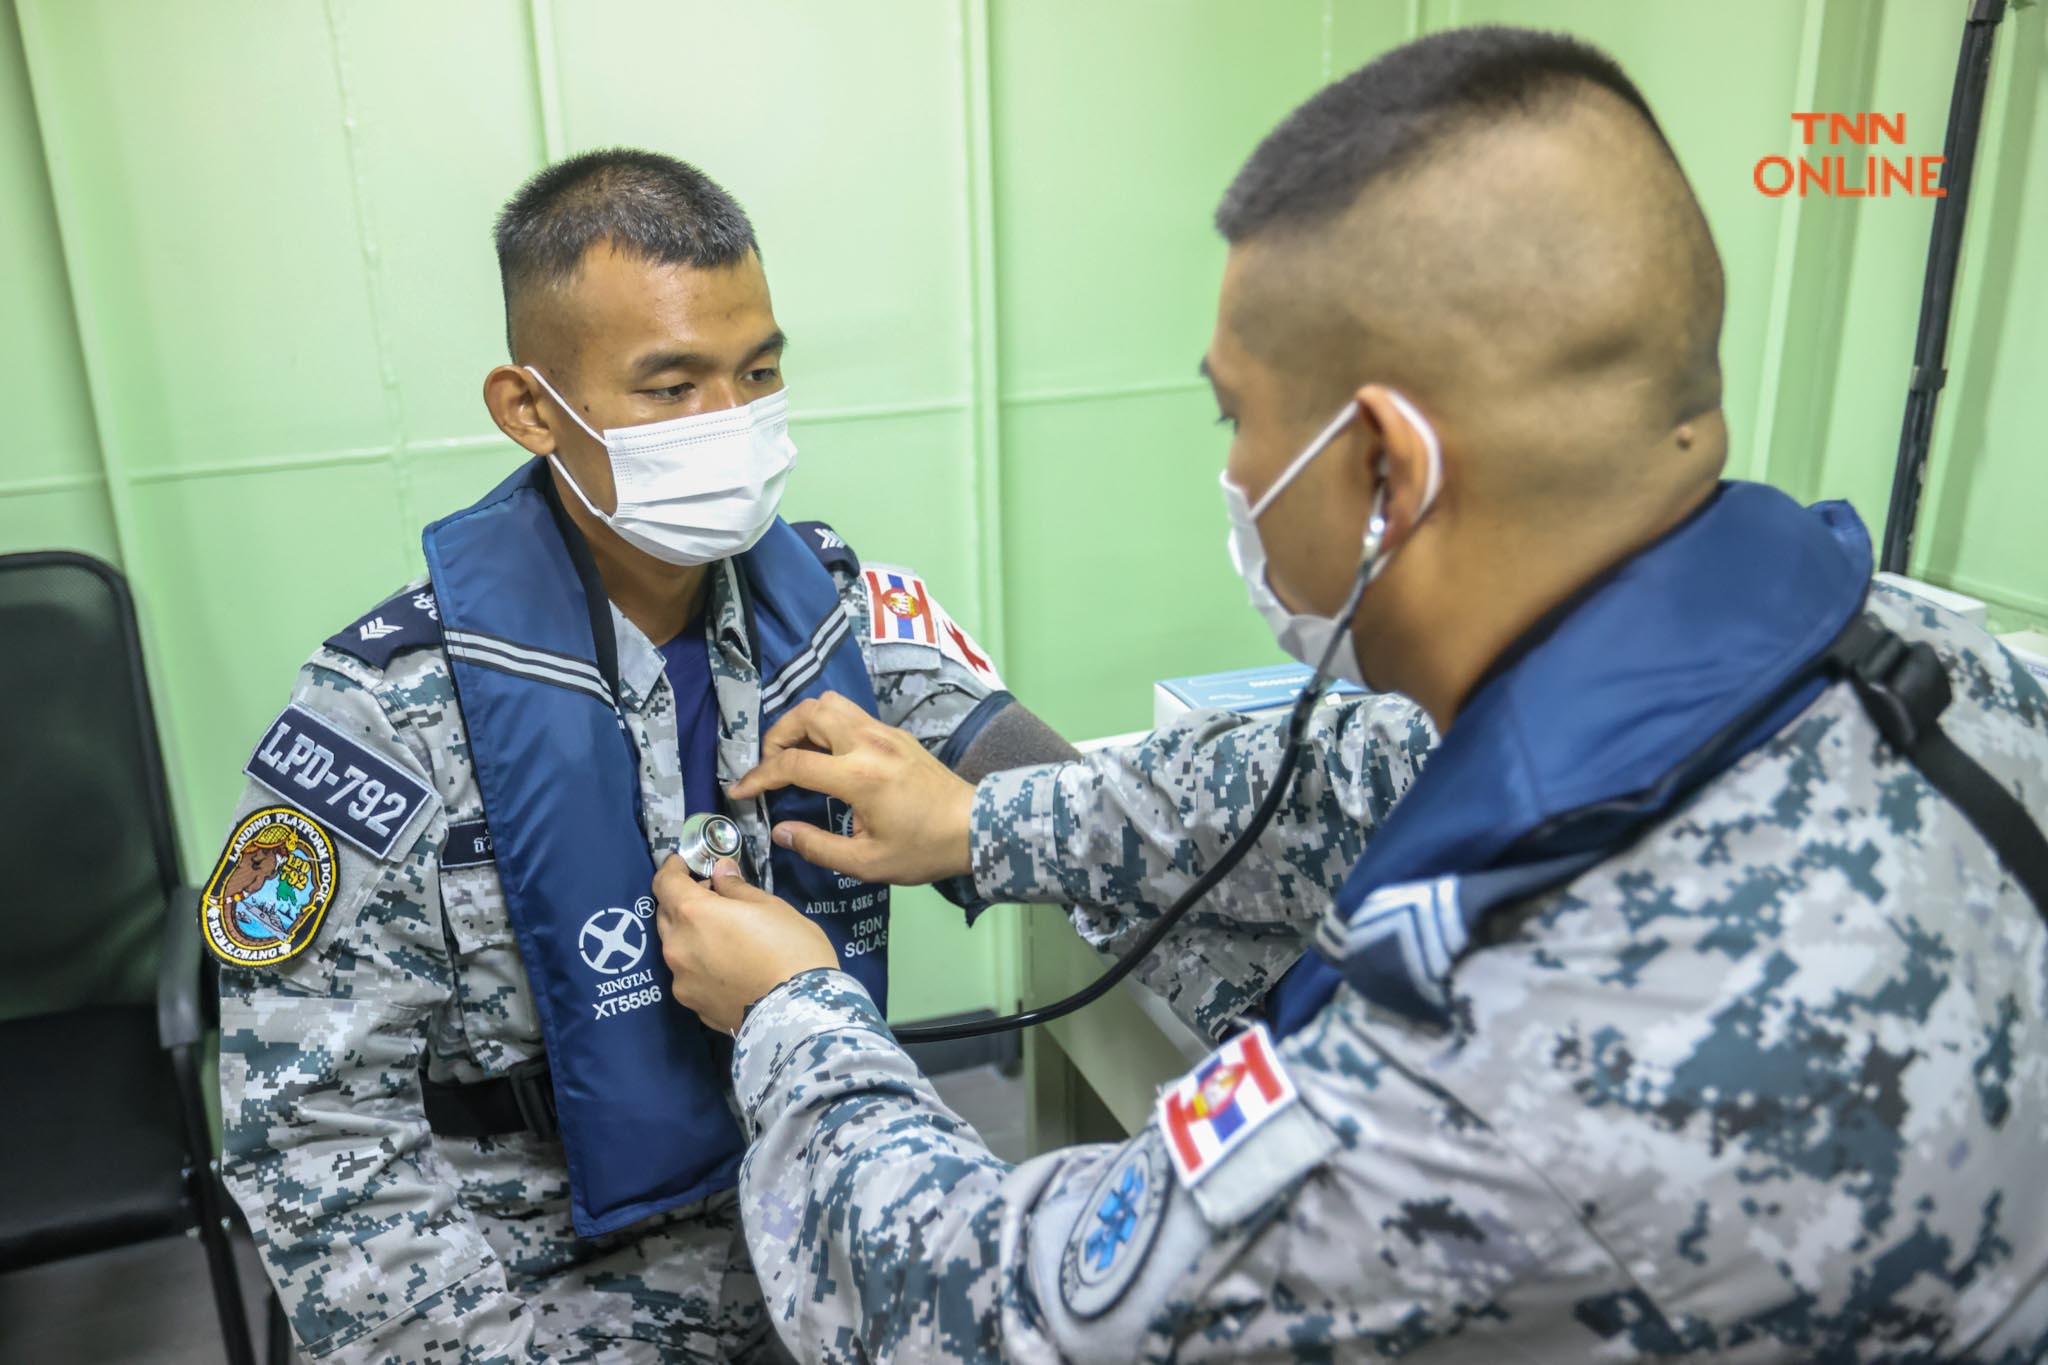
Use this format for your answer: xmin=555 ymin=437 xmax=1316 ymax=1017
xmin=493 ymin=149 xmax=758 ymax=356
xmin=1216 ymin=26 xmax=1666 ymax=243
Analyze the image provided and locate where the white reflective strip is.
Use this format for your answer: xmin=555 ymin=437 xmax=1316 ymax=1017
xmin=446 ymin=641 xmax=614 ymax=707
xmin=762 ymin=618 xmax=847 ymax=711
xmin=760 ymin=610 xmax=851 ymax=713
xmin=763 ymin=612 xmax=846 ymax=705
xmin=446 ymin=646 xmax=609 ymax=703
xmin=445 ymin=629 xmax=606 ymax=688
xmin=447 ymin=649 xmax=613 ymax=709
xmin=446 ymin=638 xmax=606 ymax=694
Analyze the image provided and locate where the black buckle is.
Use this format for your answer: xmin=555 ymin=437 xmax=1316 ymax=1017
xmin=505 ymin=1058 xmax=560 ymax=1143
xmin=1835 ymin=614 xmax=1953 ymax=752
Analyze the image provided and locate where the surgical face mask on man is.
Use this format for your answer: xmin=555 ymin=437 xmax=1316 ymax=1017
xmin=1220 ymin=388 xmax=1443 ymax=688
xmin=524 ymin=366 xmax=798 ymax=567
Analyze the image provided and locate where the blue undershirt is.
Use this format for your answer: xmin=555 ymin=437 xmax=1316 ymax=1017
xmin=656 ymin=615 xmax=722 ymax=824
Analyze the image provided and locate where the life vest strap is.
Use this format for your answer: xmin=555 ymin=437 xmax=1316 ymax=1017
xmin=1827 ymin=612 xmax=2048 ymax=913
xmin=421 ymin=1058 xmax=560 ymax=1144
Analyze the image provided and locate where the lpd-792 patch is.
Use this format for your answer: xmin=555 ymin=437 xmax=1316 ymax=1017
xmin=201 ymin=807 xmax=339 ymax=967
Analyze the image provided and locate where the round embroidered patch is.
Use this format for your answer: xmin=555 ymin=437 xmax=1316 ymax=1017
xmin=201 ymin=807 xmax=339 ymax=967
xmin=1060 ymin=1133 xmax=1170 ymax=1320
xmin=879 ymin=587 xmax=922 ymax=620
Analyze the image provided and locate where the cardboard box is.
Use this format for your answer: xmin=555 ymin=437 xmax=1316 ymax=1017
xmin=1154 ymin=663 xmax=1365 ymax=728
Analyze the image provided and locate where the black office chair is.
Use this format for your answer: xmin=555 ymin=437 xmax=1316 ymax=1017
xmin=0 ymin=551 xmax=259 ymax=1365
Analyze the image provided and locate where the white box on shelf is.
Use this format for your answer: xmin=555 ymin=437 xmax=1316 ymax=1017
xmin=1998 ymin=630 xmax=2048 ymax=688
xmin=1873 ymin=572 xmax=1988 ymax=629
xmin=1153 ymin=662 xmax=1366 ymax=729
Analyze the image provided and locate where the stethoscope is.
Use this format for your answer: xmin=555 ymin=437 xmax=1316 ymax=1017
xmin=674 ymin=497 xmax=1384 ymax=1044
xmin=899 ymin=508 xmax=1383 ymax=1044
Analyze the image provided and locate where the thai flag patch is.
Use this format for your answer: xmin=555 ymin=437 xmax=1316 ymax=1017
xmin=1157 ymin=1023 xmax=1298 ymax=1187
xmin=864 ymin=567 xmax=938 ymax=646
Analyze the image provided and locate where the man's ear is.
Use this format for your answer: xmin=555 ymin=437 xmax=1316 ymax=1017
xmin=484 ymin=365 xmax=555 ymax=457
xmin=1353 ymin=385 xmax=1438 ymax=552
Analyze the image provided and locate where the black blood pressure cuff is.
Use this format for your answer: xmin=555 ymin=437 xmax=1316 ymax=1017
xmin=935 ymin=692 xmax=1084 ymax=921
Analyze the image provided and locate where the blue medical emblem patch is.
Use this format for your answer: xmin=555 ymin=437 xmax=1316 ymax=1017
xmin=200 ymin=807 xmax=339 ymax=967
xmin=1086 ymin=1165 xmax=1145 ymax=1269
xmin=1059 ymin=1133 xmax=1169 ymax=1319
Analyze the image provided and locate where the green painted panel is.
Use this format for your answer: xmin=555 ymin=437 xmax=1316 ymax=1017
xmin=0 ymin=0 xmax=101 ymax=491
xmin=10 ymin=0 xmax=2048 ymax=1041
xmin=1913 ymin=12 xmax=2048 ymax=629
xmin=126 ymin=464 xmax=412 ymax=872
xmin=0 ymin=484 xmax=119 ymax=563
xmin=323 ymin=0 xmax=547 ymax=452
xmin=17 ymin=0 xmax=391 ymax=475
xmin=397 ymin=441 xmax=538 ymax=572
xmin=999 ymin=389 xmax=1282 ymax=740
xmin=990 ymin=0 xmax=1329 ymax=395
xmin=1808 ymin=10 xmax=1956 ymax=532
xmin=1441 ymin=0 xmax=1814 ymax=486
xmin=781 ymin=411 xmax=987 ymax=627
xmin=549 ymin=0 xmax=972 ymax=415
xmin=1326 ymin=2 xmax=1419 ymax=73
xmin=887 ymin=886 xmax=1001 ymax=1020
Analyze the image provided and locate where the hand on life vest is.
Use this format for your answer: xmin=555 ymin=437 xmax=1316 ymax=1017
xmin=727 ymin=690 xmax=974 ymax=886
xmin=653 ymin=854 xmax=839 ymax=1034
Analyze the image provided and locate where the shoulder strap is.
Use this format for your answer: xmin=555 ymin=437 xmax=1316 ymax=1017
xmin=324 ymin=585 xmax=442 ymax=669
xmin=1827 ymin=613 xmax=2048 ymax=914
xmin=788 ymin=520 xmax=859 ymax=579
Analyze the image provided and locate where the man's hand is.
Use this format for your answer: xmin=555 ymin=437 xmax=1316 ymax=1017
xmin=727 ymin=691 xmax=976 ymax=886
xmin=654 ymin=855 xmax=839 ymax=1034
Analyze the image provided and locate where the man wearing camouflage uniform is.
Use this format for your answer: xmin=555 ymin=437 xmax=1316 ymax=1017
xmin=660 ymin=29 xmax=2048 ymax=1363
xmin=207 ymin=151 xmax=1063 ymax=1363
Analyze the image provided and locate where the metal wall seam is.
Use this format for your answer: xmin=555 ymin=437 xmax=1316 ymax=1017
xmin=1002 ymin=378 xmax=1210 ymax=410
xmin=1746 ymin=0 xmax=1832 ymax=493
xmin=11 ymin=0 xmax=145 ymax=579
xmin=960 ymin=0 xmax=1007 ymax=663
xmin=322 ymin=0 xmax=417 ymax=563
xmin=527 ymin=0 xmax=568 ymax=165
xmin=959 ymin=0 xmax=1016 ymax=1012
xmin=1909 ymin=11 xmax=2020 ymax=587
xmin=0 ymin=470 xmax=105 ymax=497
xmin=11 ymin=0 xmax=190 ymax=835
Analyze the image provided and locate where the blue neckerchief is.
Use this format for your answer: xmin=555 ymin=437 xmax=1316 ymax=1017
xmin=1267 ymin=481 xmax=1873 ymax=1036
xmin=657 ymin=623 xmax=721 ymax=828
xmin=423 ymin=459 xmax=887 ymax=1235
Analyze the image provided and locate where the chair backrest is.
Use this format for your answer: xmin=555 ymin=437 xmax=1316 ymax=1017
xmin=0 ymin=553 xmax=182 ymax=1022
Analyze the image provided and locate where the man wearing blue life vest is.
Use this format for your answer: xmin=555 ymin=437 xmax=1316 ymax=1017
xmin=206 ymin=150 xmax=1074 ymax=1364
xmin=654 ymin=28 xmax=2048 ymax=1363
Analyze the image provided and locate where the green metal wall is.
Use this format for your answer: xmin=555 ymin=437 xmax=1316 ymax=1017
xmin=4 ymin=0 xmax=2043 ymax=1022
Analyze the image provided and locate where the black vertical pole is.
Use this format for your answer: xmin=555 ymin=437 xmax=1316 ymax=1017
xmin=1879 ymin=0 xmax=2008 ymax=575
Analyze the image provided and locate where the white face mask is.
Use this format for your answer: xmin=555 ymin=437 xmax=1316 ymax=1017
xmin=525 ymin=366 xmax=798 ymax=566
xmin=1220 ymin=389 xmax=1443 ymax=688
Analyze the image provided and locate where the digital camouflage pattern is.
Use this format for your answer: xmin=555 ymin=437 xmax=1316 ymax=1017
xmin=217 ymin=555 xmax=998 ymax=1364
xmin=734 ymin=584 xmax=2048 ymax=1363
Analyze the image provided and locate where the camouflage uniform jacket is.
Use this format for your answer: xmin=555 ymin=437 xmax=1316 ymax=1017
xmin=734 ymin=585 xmax=2048 ymax=1362
xmin=215 ymin=551 xmax=1002 ymax=1365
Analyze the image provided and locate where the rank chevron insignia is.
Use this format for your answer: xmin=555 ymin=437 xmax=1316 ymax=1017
xmin=1315 ymin=875 xmax=1469 ymax=1011
xmin=357 ymin=617 xmax=401 ymax=641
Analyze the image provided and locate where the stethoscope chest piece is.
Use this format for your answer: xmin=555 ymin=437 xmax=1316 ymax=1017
xmin=679 ymin=812 xmax=743 ymax=877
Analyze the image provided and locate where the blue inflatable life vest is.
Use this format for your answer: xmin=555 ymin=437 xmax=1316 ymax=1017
xmin=1267 ymin=481 xmax=1875 ymax=1038
xmin=421 ymin=459 xmax=888 ymax=1236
